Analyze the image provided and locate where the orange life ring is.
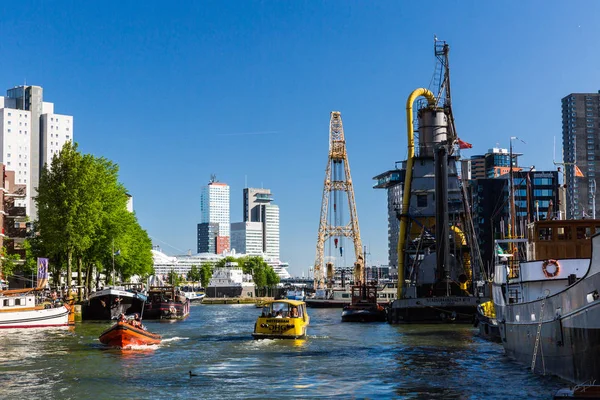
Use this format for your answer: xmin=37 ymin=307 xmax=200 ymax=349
xmin=542 ymin=259 xmax=560 ymax=278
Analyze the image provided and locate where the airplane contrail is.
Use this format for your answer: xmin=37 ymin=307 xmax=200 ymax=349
xmin=217 ymin=130 xmax=280 ymax=137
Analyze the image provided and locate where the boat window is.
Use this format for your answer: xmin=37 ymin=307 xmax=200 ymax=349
xmin=14 ymin=298 xmax=21 ymax=306
xmin=557 ymin=227 xmax=572 ymax=240
xmin=538 ymin=227 xmax=553 ymax=241
xmin=271 ymin=302 xmax=289 ymax=317
xmin=577 ymin=226 xmax=592 ymax=239
xmin=3 ymin=299 xmax=8 ymax=306
xmin=595 ymin=226 xmax=600 ymax=234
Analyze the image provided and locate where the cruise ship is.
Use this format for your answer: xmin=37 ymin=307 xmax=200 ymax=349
xmin=152 ymin=248 xmax=291 ymax=280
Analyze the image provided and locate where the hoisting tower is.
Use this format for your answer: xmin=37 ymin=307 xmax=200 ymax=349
xmin=314 ymin=111 xmax=364 ymax=289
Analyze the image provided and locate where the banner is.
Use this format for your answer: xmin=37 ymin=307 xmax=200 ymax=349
xmin=37 ymin=258 xmax=49 ymax=289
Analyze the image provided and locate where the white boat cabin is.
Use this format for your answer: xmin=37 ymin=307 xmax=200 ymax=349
xmin=0 ymin=292 xmax=36 ymax=310
xmin=494 ymin=219 xmax=597 ymax=304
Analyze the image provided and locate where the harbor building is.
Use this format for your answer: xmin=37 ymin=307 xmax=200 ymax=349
xmin=562 ymin=92 xmax=600 ymax=219
xmin=197 ymin=176 xmax=230 ymax=254
xmin=0 ymin=85 xmax=73 ymax=218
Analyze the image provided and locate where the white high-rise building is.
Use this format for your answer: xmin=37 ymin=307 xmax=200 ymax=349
xmin=0 ymin=85 xmax=73 ymax=217
xmin=264 ymin=204 xmax=280 ymax=260
xmin=198 ymin=176 xmax=230 ymax=253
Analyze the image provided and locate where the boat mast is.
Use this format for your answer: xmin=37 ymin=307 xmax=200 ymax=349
xmin=434 ymin=38 xmax=454 ymax=297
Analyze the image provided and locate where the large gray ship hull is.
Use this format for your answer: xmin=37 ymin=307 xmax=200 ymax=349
xmin=494 ymin=238 xmax=600 ymax=383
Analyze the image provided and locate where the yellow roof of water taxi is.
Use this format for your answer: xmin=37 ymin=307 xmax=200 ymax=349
xmin=261 ymin=299 xmax=305 ymax=307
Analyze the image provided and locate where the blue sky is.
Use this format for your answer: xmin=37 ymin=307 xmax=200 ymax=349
xmin=1 ymin=1 xmax=598 ymax=276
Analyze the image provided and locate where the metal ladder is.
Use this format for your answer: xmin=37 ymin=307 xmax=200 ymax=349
xmin=531 ymin=295 xmax=547 ymax=372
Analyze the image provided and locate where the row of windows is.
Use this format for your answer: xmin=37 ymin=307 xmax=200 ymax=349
xmin=5 ymin=129 xmax=29 ymax=135
xmin=6 ymin=112 xmax=29 ymax=118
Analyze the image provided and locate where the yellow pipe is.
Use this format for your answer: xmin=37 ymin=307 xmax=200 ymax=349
xmin=397 ymin=88 xmax=436 ymax=299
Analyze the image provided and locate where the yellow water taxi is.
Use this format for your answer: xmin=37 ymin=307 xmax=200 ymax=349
xmin=252 ymin=300 xmax=310 ymax=339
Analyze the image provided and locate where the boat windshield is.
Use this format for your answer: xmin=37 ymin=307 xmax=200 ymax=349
xmin=261 ymin=302 xmax=303 ymax=318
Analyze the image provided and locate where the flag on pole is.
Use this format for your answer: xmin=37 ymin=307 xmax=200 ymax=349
xmin=575 ymin=165 xmax=584 ymax=177
xmin=114 ymin=250 xmax=121 ymax=256
xmin=457 ymin=138 xmax=473 ymax=149
xmin=37 ymin=258 xmax=49 ymax=289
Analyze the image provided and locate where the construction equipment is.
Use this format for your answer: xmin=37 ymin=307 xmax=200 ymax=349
xmin=313 ymin=112 xmax=363 ymax=289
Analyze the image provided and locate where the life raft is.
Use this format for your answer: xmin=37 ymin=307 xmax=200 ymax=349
xmin=542 ymin=259 xmax=560 ymax=278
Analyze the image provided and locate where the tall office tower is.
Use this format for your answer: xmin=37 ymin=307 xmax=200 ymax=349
xmin=0 ymin=85 xmax=73 ymax=218
xmin=242 ymin=188 xmax=280 ymax=259
xmin=264 ymin=203 xmax=279 ymax=260
xmin=562 ymin=92 xmax=600 ymax=219
xmin=198 ymin=176 xmax=230 ymax=254
xmin=243 ymin=188 xmax=272 ymax=222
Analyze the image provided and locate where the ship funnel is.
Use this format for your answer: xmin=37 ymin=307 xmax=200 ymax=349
xmin=418 ymin=108 xmax=448 ymax=157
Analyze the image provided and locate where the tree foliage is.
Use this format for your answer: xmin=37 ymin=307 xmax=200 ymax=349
xmin=0 ymin=247 xmax=21 ymax=279
xmin=167 ymin=269 xmax=182 ymax=287
xmin=187 ymin=265 xmax=200 ymax=283
xmin=34 ymin=142 xmax=153 ymax=294
xmin=239 ymin=256 xmax=280 ymax=291
xmin=200 ymin=264 xmax=212 ymax=288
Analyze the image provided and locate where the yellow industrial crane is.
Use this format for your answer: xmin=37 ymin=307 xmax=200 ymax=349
xmin=313 ymin=111 xmax=364 ymax=289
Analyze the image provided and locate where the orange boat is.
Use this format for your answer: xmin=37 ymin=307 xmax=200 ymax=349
xmin=99 ymin=321 xmax=161 ymax=348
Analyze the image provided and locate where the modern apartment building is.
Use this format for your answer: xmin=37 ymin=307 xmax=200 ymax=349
xmin=471 ymin=170 xmax=559 ymax=273
xmin=460 ymin=148 xmax=521 ymax=181
xmin=562 ymin=92 xmax=600 ymax=219
xmin=230 ymin=221 xmax=263 ymax=255
xmin=198 ymin=176 xmax=230 ymax=254
xmin=0 ymin=85 xmax=73 ymax=218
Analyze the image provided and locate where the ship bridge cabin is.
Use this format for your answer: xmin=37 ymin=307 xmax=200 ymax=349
xmin=496 ymin=219 xmax=599 ymax=304
xmin=527 ymin=219 xmax=598 ymax=261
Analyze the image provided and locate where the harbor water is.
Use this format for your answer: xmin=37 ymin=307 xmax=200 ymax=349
xmin=0 ymin=304 xmax=565 ymax=399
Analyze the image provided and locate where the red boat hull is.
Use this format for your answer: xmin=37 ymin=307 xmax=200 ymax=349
xmin=99 ymin=322 xmax=161 ymax=348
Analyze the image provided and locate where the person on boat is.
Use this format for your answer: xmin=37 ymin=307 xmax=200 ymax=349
xmin=118 ymin=313 xmax=126 ymax=323
xmin=275 ymin=311 xmax=283 ymax=318
xmin=131 ymin=313 xmax=142 ymax=328
xmin=290 ymin=307 xmax=299 ymax=318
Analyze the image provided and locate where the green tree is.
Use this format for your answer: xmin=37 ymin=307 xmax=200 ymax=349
xmin=265 ymin=267 xmax=280 ymax=288
xmin=214 ymin=256 xmax=239 ymax=269
xmin=199 ymin=264 xmax=213 ymax=288
xmin=187 ymin=265 xmax=201 ymax=283
xmin=22 ymin=240 xmax=37 ymax=279
xmin=239 ymin=256 xmax=280 ymax=296
xmin=0 ymin=247 xmax=20 ymax=279
xmin=35 ymin=142 xmax=153 ymax=297
xmin=167 ymin=269 xmax=182 ymax=287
